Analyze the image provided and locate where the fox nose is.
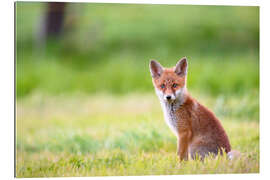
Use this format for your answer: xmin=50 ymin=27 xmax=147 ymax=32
xmin=166 ymin=95 xmax=171 ymax=100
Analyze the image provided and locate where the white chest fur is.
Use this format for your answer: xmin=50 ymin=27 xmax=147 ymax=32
xmin=155 ymin=87 xmax=186 ymax=137
xmin=160 ymin=100 xmax=181 ymax=137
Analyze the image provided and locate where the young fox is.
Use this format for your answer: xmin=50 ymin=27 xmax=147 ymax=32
xmin=150 ymin=57 xmax=239 ymax=161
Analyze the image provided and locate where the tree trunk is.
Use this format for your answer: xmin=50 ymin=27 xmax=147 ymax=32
xmin=45 ymin=2 xmax=66 ymax=38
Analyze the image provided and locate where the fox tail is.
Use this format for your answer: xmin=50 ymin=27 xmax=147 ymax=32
xmin=227 ymin=150 xmax=241 ymax=160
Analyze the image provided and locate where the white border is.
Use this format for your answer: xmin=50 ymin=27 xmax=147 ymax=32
xmin=259 ymin=0 xmax=270 ymax=179
xmin=1 ymin=0 xmax=269 ymax=180
xmin=0 ymin=0 xmax=14 ymax=179
xmin=13 ymin=0 xmax=260 ymax=6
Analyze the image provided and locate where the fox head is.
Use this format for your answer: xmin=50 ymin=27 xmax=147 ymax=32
xmin=149 ymin=57 xmax=188 ymax=103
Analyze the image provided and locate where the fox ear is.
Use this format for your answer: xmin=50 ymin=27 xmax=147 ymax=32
xmin=175 ymin=57 xmax=188 ymax=76
xmin=150 ymin=60 xmax=163 ymax=78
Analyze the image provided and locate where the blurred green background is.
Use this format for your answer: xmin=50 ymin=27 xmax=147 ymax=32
xmin=16 ymin=3 xmax=259 ymax=177
xmin=16 ymin=2 xmax=259 ymax=98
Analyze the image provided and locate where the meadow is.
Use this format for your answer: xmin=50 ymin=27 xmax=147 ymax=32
xmin=16 ymin=2 xmax=259 ymax=177
xmin=16 ymin=92 xmax=259 ymax=177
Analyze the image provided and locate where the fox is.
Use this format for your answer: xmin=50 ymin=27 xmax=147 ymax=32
xmin=149 ymin=57 xmax=240 ymax=161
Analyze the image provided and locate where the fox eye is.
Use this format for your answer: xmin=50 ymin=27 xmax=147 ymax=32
xmin=161 ymin=84 xmax=165 ymax=89
xmin=172 ymin=83 xmax=178 ymax=88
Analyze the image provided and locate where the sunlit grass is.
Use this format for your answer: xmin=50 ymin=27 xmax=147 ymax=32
xmin=16 ymin=93 xmax=259 ymax=177
xmin=16 ymin=2 xmax=259 ymax=177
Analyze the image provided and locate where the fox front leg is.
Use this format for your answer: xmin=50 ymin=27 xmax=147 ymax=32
xmin=177 ymin=138 xmax=180 ymax=155
xmin=177 ymin=138 xmax=182 ymax=157
xmin=177 ymin=131 xmax=190 ymax=161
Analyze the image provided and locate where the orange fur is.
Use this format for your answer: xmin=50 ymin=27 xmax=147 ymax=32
xmin=150 ymin=58 xmax=231 ymax=161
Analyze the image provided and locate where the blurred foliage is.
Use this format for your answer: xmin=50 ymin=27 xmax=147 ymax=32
xmin=16 ymin=2 xmax=259 ymax=98
xmin=16 ymin=3 xmax=259 ymax=176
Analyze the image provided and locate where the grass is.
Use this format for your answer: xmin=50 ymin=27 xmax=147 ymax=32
xmin=16 ymin=55 xmax=259 ymax=98
xmin=16 ymin=93 xmax=259 ymax=177
xmin=15 ymin=2 xmax=259 ymax=177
